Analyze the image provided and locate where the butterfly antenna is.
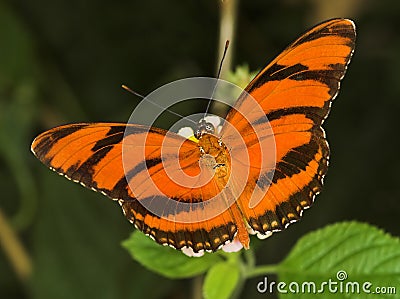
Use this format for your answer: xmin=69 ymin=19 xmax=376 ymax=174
xmin=121 ymin=84 xmax=197 ymax=125
xmin=121 ymin=84 xmax=145 ymax=99
xmin=204 ymin=40 xmax=230 ymax=118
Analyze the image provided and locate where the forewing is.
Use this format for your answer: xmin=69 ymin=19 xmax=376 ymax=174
xmin=32 ymin=123 xmax=237 ymax=253
xmin=220 ymin=19 xmax=356 ymax=236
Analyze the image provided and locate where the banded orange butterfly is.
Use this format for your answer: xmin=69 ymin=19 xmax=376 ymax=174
xmin=31 ymin=19 xmax=356 ymax=256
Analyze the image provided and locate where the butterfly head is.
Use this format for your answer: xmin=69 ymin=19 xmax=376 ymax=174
xmin=195 ymin=119 xmax=215 ymax=139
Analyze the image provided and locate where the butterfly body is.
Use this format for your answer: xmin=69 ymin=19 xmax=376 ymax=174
xmin=32 ymin=19 xmax=356 ymax=255
xmin=198 ymin=133 xmax=229 ymax=172
xmin=197 ymin=132 xmax=251 ymax=248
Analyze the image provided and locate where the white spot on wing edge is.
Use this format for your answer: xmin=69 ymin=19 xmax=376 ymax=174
xmin=181 ymin=246 xmax=205 ymax=257
xmin=256 ymin=231 xmax=273 ymax=240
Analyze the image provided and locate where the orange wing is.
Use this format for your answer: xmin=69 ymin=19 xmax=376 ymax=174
xmin=220 ymin=19 xmax=356 ymax=237
xmin=31 ymin=123 xmax=238 ymax=253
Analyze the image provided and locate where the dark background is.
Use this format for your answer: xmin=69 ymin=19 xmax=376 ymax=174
xmin=1 ymin=0 xmax=399 ymax=298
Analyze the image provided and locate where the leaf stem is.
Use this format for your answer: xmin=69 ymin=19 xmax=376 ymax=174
xmin=0 ymin=208 xmax=32 ymax=281
xmin=243 ymin=247 xmax=255 ymax=268
xmin=217 ymin=0 xmax=238 ymax=78
xmin=191 ymin=275 xmax=203 ymax=299
xmin=244 ymin=263 xmax=279 ymax=279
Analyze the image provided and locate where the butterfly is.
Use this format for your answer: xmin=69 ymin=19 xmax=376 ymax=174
xmin=31 ymin=19 xmax=356 ymax=256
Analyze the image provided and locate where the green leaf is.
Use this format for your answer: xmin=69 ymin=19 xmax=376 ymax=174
xmin=226 ymin=65 xmax=258 ymax=89
xmin=275 ymin=222 xmax=400 ymax=298
xmin=203 ymin=261 xmax=241 ymax=299
xmin=122 ymin=230 xmax=223 ymax=279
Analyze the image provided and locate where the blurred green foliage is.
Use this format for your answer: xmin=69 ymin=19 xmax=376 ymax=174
xmin=1 ymin=1 xmax=400 ymax=298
